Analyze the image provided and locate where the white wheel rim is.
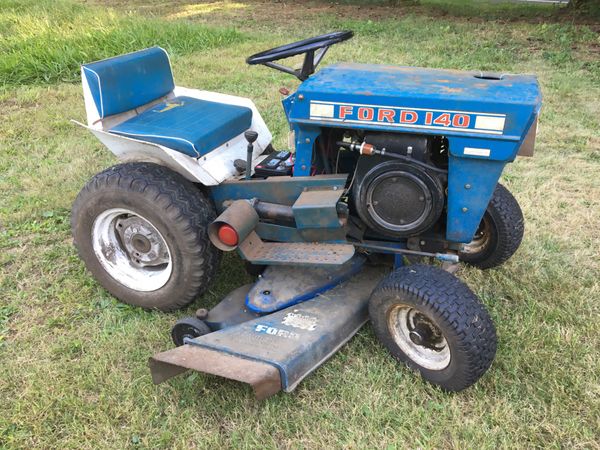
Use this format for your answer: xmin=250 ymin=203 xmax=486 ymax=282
xmin=91 ymin=208 xmax=172 ymax=292
xmin=387 ymin=304 xmax=451 ymax=371
xmin=461 ymin=215 xmax=492 ymax=255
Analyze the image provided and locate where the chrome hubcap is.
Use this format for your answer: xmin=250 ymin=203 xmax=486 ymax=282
xmin=92 ymin=208 xmax=172 ymax=292
xmin=387 ymin=304 xmax=451 ymax=370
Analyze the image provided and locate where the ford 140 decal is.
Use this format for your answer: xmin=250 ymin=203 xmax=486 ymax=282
xmin=309 ymin=100 xmax=506 ymax=135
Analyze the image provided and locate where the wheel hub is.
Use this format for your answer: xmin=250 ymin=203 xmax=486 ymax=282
xmin=387 ymin=304 xmax=451 ymax=370
xmin=461 ymin=215 xmax=492 ymax=255
xmin=92 ymin=208 xmax=173 ymax=292
xmin=116 ymin=216 xmax=169 ymax=267
xmin=407 ymin=312 xmax=445 ymax=351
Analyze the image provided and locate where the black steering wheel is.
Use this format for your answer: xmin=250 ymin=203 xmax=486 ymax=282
xmin=246 ymin=31 xmax=354 ymax=81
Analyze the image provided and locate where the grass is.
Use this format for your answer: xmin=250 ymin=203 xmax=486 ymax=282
xmin=1 ymin=0 xmax=599 ymax=448
xmin=0 ymin=0 xmax=243 ymax=86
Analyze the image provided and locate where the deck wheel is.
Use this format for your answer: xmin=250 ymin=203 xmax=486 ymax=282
xmin=171 ymin=317 xmax=211 ymax=347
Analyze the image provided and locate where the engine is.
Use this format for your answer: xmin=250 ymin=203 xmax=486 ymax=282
xmin=350 ymin=133 xmax=447 ymax=238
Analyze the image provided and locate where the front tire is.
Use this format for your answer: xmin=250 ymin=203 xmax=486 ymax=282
xmin=369 ymin=265 xmax=497 ymax=391
xmin=71 ymin=162 xmax=220 ymax=311
xmin=459 ymin=183 xmax=524 ymax=269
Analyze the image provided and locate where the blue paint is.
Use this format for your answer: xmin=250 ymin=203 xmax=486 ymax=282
xmin=290 ymin=63 xmax=541 ymax=142
xmin=292 ymin=124 xmax=320 ymax=177
xmin=82 ymin=47 xmax=174 ymax=118
xmin=110 ymin=96 xmax=252 ymax=157
xmin=292 ymin=188 xmax=344 ymax=229
xmin=187 ymin=268 xmax=384 ymax=390
xmin=245 ymin=256 xmax=365 ymax=313
xmin=446 ymin=150 xmax=506 ymax=242
xmin=286 ymin=62 xmax=542 ymax=242
xmin=209 ymin=175 xmax=347 ymax=211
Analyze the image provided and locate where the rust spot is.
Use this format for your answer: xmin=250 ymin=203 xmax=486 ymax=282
xmin=441 ymin=86 xmax=464 ymax=93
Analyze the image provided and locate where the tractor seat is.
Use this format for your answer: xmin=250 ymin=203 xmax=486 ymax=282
xmin=110 ymin=96 xmax=252 ymax=158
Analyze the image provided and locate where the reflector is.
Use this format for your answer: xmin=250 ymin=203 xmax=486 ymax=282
xmin=218 ymin=224 xmax=238 ymax=246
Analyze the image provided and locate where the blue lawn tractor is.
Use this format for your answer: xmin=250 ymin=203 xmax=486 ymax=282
xmin=72 ymin=31 xmax=541 ymax=398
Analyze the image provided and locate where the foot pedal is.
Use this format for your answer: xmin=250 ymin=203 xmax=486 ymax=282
xmin=238 ymin=231 xmax=354 ymax=266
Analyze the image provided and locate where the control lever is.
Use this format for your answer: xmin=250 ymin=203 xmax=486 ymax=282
xmin=244 ymin=130 xmax=259 ymax=180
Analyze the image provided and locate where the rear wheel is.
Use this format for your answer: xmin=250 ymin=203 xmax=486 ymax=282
xmin=460 ymin=183 xmax=524 ymax=269
xmin=71 ymin=162 xmax=220 ymax=311
xmin=369 ymin=265 xmax=496 ymax=391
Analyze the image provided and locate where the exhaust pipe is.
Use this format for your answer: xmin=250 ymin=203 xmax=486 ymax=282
xmin=208 ymin=200 xmax=259 ymax=251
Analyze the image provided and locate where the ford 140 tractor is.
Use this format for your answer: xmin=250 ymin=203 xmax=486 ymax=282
xmin=72 ymin=31 xmax=541 ymax=398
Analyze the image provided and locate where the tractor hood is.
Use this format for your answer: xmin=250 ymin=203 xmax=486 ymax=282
xmin=288 ymin=63 xmax=542 ymax=142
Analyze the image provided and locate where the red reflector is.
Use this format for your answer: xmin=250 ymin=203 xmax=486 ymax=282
xmin=218 ymin=224 xmax=238 ymax=246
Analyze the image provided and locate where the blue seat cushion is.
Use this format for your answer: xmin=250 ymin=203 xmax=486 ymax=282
xmin=110 ymin=96 xmax=253 ymax=157
xmin=82 ymin=47 xmax=174 ymax=119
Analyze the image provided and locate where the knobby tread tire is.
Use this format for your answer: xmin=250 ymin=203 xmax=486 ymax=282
xmin=71 ymin=162 xmax=221 ymax=311
xmin=369 ymin=265 xmax=497 ymax=391
xmin=460 ymin=183 xmax=525 ymax=269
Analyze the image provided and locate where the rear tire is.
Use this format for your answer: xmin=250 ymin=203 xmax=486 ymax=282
xmin=369 ymin=265 xmax=496 ymax=391
xmin=459 ymin=183 xmax=524 ymax=269
xmin=71 ymin=162 xmax=220 ymax=311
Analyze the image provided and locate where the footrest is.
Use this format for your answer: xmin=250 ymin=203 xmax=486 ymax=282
xmin=238 ymin=231 xmax=354 ymax=266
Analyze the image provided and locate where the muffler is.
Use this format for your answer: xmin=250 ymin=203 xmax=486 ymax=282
xmin=208 ymin=200 xmax=259 ymax=251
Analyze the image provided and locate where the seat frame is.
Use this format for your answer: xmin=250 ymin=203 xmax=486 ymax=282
xmin=77 ymin=49 xmax=271 ymax=186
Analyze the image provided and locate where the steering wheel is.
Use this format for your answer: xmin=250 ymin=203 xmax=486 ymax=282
xmin=246 ymin=31 xmax=354 ymax=81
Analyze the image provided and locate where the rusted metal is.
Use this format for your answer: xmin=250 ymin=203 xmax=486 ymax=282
xmin=517 ymin=117 xmax=537 ymax=157
xmin=208 ymin=200 xmax=259 ymax=251
xmin=255 ymin=222 xmax=347 ymax=243
xmin=254 ymin=201 xmax=295 ymax=223
xmin=238 ymin=231 xmax=354 ymax=266
xmin=148 ymin=345 xmax=282 ymax=400
xmin=209 ymin=174 xmax=348 ymax=212
xmin=292 ymin=188 xmax=344 ymax=229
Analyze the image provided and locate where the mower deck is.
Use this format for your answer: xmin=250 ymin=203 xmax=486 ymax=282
xmin=149 ymin=266 xmax=385 ymax=399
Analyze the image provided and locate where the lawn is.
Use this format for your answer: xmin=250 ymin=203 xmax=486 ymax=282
xmin=1 ymin=0 xmax=599 ymax=448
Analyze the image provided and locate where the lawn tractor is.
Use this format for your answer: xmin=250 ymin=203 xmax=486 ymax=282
xmin=72 ymin=31 xmax=541 ymax=398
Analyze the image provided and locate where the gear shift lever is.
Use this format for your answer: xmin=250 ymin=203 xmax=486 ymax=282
xmin=244 ymin=130 xmax=258 ymax=180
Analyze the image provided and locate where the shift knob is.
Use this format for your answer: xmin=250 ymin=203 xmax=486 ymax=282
xmin=244 ymin=130 xmax=258 ymax=144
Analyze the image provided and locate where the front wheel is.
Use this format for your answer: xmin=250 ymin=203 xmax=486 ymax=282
xmin=369 ymin=265 xmax=497 ymax=391
xmin=71 ymin=162 xmax=221 ymax=311
xmin=459 ymin=183 xmax=524 ymax=269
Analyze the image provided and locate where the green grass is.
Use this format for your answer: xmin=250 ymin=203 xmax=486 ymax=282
xmin=0 ymin=0 xmax=244 ymax=86
xmin=1 ymin=0 xmax=599 ymax=448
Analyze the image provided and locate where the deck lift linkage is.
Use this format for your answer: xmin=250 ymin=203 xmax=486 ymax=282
xmin=71 ymin=31 xmax=541 ymax=398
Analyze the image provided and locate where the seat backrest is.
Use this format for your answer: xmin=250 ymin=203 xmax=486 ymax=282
xmin=81 ymin=47 xmax=174 ymax=119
